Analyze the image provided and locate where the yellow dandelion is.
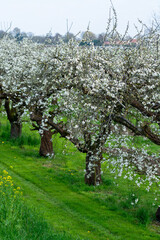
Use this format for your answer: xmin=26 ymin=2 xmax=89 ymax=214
xmin=88 ymin=231 xmax=90 ymax=233
xmin=17 ymin=187 xmax=20 ymax=190
xmin=2 ymin=141 xmax=4 ymax=144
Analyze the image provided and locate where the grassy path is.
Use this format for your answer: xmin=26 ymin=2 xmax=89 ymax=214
xmin=0 ymin=141 xmax=160 ymax=240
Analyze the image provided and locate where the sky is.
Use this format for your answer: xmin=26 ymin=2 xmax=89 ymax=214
xmin=0 ymin=0 xmax=160 ymax=37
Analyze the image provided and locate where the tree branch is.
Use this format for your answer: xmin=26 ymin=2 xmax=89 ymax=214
xmin=130 ymin=99 xmax=160 ymax=122
xmin=112 ymin=114 xmax=160 ymax=145
xmin=47 ymin=119 xmax=87 ymax=153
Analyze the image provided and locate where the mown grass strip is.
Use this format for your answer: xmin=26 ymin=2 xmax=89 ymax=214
xmin=0 ymin=140 xmax=159 ymax=240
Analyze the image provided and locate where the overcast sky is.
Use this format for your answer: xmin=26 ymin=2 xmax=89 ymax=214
xmin=0 ymin=0 xmax=160 ymax=37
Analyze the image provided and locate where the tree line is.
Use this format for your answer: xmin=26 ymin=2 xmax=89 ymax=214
xmin=0 ymin=26 xmax=136 ymax=46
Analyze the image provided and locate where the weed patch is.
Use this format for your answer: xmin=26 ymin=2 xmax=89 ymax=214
xmin=0 ymin=169 xmax=71 ymax=240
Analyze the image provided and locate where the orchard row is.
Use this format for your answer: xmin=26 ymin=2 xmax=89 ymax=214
xmin=0 ymin=29 xmax=159 ymax=186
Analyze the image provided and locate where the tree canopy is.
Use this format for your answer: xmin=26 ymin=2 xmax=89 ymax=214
xmin=0 ymin=23 xmax=159 ymax=187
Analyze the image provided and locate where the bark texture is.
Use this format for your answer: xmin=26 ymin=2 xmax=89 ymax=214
xmin=85 ymin=150 xmax=102 ymax=186
xmin=39 ymin=129 xmax=54 ymax=157
xmin=10 ymin=122 xmax=22 ymax=138
xmin=4 ymin=99 xmax=22 ymax=138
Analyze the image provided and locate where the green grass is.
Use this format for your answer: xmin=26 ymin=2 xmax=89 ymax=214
xmin=0 ymin=170 xmax=70 ymax=240
xmin=0 ymin=116 xmax=160 ymax=239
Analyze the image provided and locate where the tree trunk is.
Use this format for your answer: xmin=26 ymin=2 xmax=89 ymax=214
xmin=39 ymin=129 xmax=54 ymax=157
xmin=85 ymin=150 xmax=102 ymax=186
xmin=4 ymin=99 xmax=22 ymax=138
xmin=10 ymin=122 xmax=22 ymax=138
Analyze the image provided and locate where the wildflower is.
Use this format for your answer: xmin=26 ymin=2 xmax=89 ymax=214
xmin=17 ymin=187 xmax=20 ymax=190
xmin=88 ymin=231 xmax=90 ymax=233
xmin=3 ymin=170 xmax=8 ymax=175
xmin=2 ymin=141 xmax=4 ymax=143
xmin=71 ymin=173 xmax=74 ymax=175
xmin=7 ymin=176 xmax=12 ymax=180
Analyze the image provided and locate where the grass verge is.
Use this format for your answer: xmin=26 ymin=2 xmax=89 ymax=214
xmin=0 ymin=116 xmax=160 ymax=239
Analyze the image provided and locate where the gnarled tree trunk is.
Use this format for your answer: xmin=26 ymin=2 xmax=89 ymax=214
xmin=30 ymin=110 xmax=54 ymax=157
xmin=39 ymin=129 xmax=54 ymax=157
xmin=85 ymin=150 xmax=102 ymax=186
xmin=4 ymin=99 xmax=22 ymax=138
xmin=10 ymin=122 xmax=22 ymax=138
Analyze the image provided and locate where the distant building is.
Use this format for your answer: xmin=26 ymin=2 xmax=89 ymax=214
xmin=104 ymin=39 xmax=138 ymax=46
